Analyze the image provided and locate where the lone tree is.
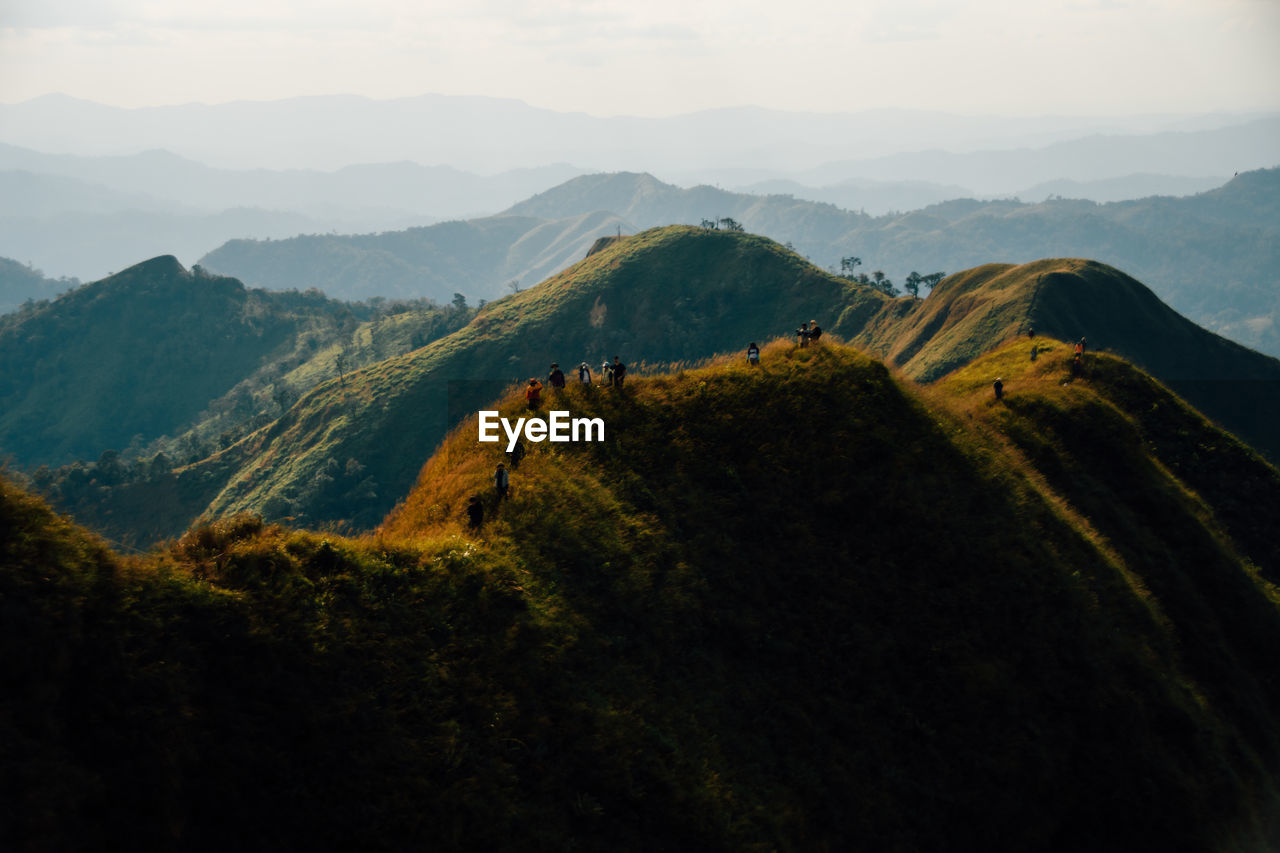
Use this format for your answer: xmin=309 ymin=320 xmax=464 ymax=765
xmin=718 ymin=217 xmax=744 ymax=232
xmin=839 ymin=256 xmax=862 ymax=278
xmin=905 ymin=272 xmax=922 ymax=299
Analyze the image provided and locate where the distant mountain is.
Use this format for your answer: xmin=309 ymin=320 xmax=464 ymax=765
xmin=0 ymin=207 xmax=352 ymax=282
xmin=4 ymin=334 xmax=1279 ymax=849
xmin=200 ymin=211 xmax=631 ymax=304
xmin=0 ymin=256 xmax=74 ymax=314
xmin=0 ymin=142 xmax=586 ymax=220
xmin=1 ymin=93 xmax=1271 ymax=176
xmin=503 ymin=169 xmax=1280 ymax=357
xmin=732 ymin=173 xmax=1231 ymax=215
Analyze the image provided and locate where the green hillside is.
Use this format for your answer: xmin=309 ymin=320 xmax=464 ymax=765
xmin=196 ymin=226 xmax=885 ymax=530
xmin=856 ymin=258 xmax=1280 ymax=461
xmin=0 ymin=256 xmax=475 ymax=470
xmin=4 ymin=340 xmax=1278 ymax=850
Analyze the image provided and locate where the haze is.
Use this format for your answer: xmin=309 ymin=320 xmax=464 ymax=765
xmin=3 ymin=0 xmax=1278 ymax=118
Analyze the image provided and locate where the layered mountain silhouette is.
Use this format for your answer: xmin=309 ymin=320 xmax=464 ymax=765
xmin=198 ymin=169 xmax=1280 ymax=357
xmin=3 ymin=335 xmax=1278 ymax=850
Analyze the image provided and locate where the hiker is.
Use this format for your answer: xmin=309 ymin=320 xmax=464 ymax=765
xmin=601 ymin=360 xmax=614 ymax=387
xmin=507 ymin=437 xmax=526 ymax=470
xmin=1071 ymin=354 xmax=1082 ymax=377
xmin=525 ymin=378 xmax=542 ymax=409
xmin=809 ymin=321 xmax=822 ymax=343
xmin=993 ymin=377 xmax=1004 ymax=400
xmin=612 ymin=356 xmax=627 ymax=388
xmin=494 ymin=463 xmax=510 ymax=500
xmin=577 ymin=362 xmax=593 ymax=385
xmin=1074 ymin=339 xmax=1085 ymax=357
xmin=1027 ymin=326 xmax=1035 ymax=338
xmin=548 ymin=363 xmax=566 ymax=390
xmin=796 ymin=322 xmax=810 ymax=347
xmin=1079 ymin=337 xmax=1087 ymax=354
xmin=747 ymin=342 xmax=760 ymax=366
xmin=466 ymin=495 xmax=484 ymax=529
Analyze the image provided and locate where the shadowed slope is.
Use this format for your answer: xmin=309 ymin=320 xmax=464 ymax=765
xmin=4 ymin=342 xmax=1279 ymax=850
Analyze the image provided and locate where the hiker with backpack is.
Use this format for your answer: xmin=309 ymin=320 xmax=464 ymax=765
xmin=747 ymin=342 xmax=760 ymax=366
xmin=612 ymin=356 xmax=627 ymax=388
xmin=993 ymin=377 xmax=1004 ymax=400
xmin=809 ymin=321 xmax=822 ymax=343
xmin=796 ymin=322 xmax=810 ymax=347
xmin=466 ymin=495 xmax=484 ymax=529
xmin=601 ymin=360 xmax=614 ymax=387
xmin=526 ymin=378 xmax=543 ymax=409
xmin=494 ymin=463 xmax=510 ymax=500
xmin=578 ymin=362 xmax=593 ymax=385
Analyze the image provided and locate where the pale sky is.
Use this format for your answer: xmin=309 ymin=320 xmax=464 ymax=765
xmin=1 ymin=0 xmax=1278 ymax=116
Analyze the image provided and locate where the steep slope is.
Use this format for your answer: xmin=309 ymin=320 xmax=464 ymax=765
xmin=0 ymin=257 xmax=473 ymax=470
xmin=199 ymin=226 xmax=885 ymax=530
xmin=858 ymin=258 xmax=1280 ymax=461
xmin=0 ymin=257 xmax=301 ymax=465
xmin=5 ymin=342 xmax=1278 ymax=851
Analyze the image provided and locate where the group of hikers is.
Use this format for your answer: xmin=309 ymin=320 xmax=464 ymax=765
xmin=743 ymin=319 xmax=822 ymax=368
xmin=524 ymin=357 xmax=628 ymax=408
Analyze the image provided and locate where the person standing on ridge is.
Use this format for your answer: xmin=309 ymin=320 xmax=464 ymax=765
xmin=809 ymin=321 xmax=822 ymax=343
xmin=993 ymin=377 xmax=1004 ymax=400
xmin=612 ymin=356 xmax=627 ymax=388
xmin=466 ymin=495 xmax=484 ymax=529
xmin=747 ymin=342 xmax=760 ymax=366
xmin=526 ymin=378 xmax=543 ymax=409
xmin=601 ymin=360 xmax=614 ymax=387
xmin=578 ymin=362 xmax=593 ymax=385
xmin=548 ymin=363 xmax=566 ymax=391
xmin=494 ymin=463 xmax=510 ymax=501
xmin=796 ymin=322 xmax=810 ymax=347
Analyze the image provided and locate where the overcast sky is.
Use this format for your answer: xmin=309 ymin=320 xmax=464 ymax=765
xmin=1 ymin=0 xmax=1277 ymax=117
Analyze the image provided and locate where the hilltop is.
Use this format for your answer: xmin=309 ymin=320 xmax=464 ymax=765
xmin=3 ymin=340 xmax=1278 ymax=850
xmin=197 ymin=226 xmax=884 ymax=530
xmin=851 ymin=258 xmax=1280 ymax=462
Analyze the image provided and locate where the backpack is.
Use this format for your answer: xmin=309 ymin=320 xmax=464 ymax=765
xmin=810 ymin=325 xmax=822 ymax=340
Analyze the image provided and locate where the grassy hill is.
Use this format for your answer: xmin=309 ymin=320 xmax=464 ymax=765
xmin=4 ymin=340 xmax=1278 ymax=850
xmin=196 ymin=226 xmax=885 ymax=531
xmin=852 ymin=258 xmax=1280 ymax=462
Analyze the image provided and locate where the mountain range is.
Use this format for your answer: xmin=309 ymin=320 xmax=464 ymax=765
xmin=201 ymin=169 xmax=1280 ymax=358
xmin=10 ymin=226 xmax=1277 ymax=550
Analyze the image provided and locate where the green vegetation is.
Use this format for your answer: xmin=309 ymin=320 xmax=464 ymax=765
xmin=4 ymin=340 xmax=1278 ymax=850
xmin=8 ymin=228 xmax=1279 ymax=552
